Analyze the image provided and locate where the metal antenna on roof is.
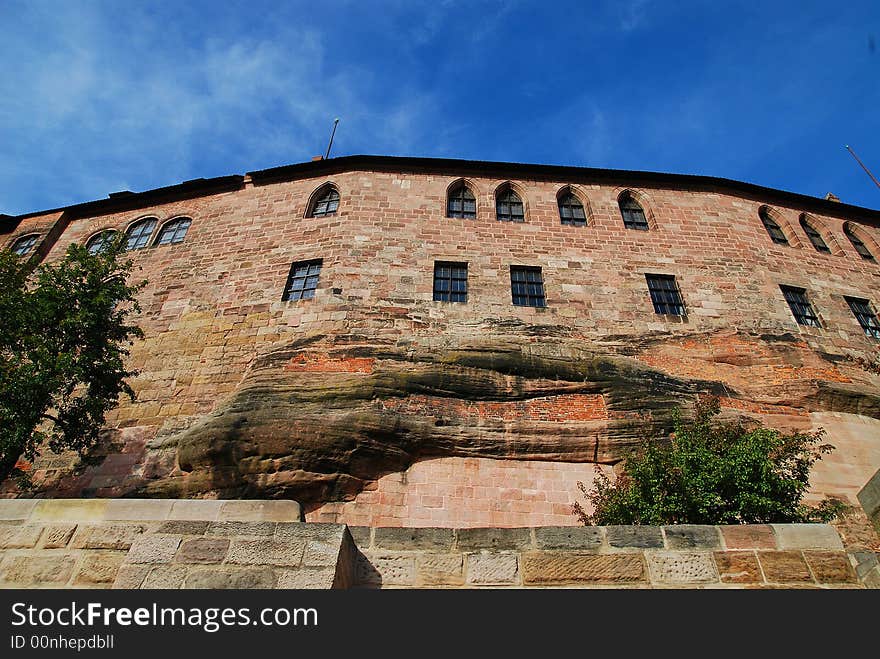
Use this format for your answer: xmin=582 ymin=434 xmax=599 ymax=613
xmin=324 ymin=118 xmax=340 ymax=160
xmin=845 ymin=145 xmax=880 ymax=190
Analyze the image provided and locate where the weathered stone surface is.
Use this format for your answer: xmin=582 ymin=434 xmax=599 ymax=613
xmin=374 ymin=527 xmax=454 ymax=551
xmin=771 ymin=524 xmax=843 ymax=550
xmin=714 ymin=551 xmax=763 ymax=584
xmin=74 ymin=552 xmax=126 ymax=586
xmin=219 ymin=500 xmax=301 ymax=522
xmin=184 ymin=568 xmax=277 ymax=589
xmin=275 ymin=522 xmax=344 ymax=542
xmin=31 ymin=500 xmax=108 ymax=522
xmin=302 ymin=540 xmax=340 ymax=567
xmin=663 ymin=526 xmax=721 ymax=550
xmin=167 ymin=500 xmax=223 ymax=522
xmin=113 ymin=565 xmax=150 ymax=589
xmin=457 ymin=528 xmax=532 ymax=551
xmin=416 ymin=553 xmax=464 ymax=586
xmin=803 ymin=551 xmax=858 ymax=584
xmin=346 ymin=526 xmax=372 ymax=549
xmin=0 ymin=524 xmax=43 ymax=549
xmin=850 ymin=551 xmax=879 ymax=580
xmin=72 ymin=524 xmax=149 ymax=550
xmin=758 ymin=551 xmax=813 ymax=583
xmin=206 ymin=521 xmax=276 ymax=537
xmin=522 ymin=552 xmax=646 ymax=584
xmin=141 ymin=566 xmax=188 ymax=589
xmin=174 ymin=538 xmax=230 ymax=564
xmin=719 ymin=525 xmax=776 ymax=550
xmin=39 ymin=525 xmax=77 ymax=549
xmin=858 ymin=468 xmax=880 ymax=534
xmin=278 ymin=568 xmax=336 ymax=589
xmin=607 ymin=526 xmax=663 ymax=549
xmin=646 ymin=552 xmax=719 ymax=584
xmin=126 ymin=535 xmax=182 ymax=564
xmin=0 ymin=500 xmax=37 ymax=520
xmin=227 ymin=539 xmax=305 ymax=566
xmin=104 ymin=499 xmax=173 ymax=521
xmin=156 ymin=521 xmax=209 ymax=535
xmin=0 ymin=555 xmax=76 ymax=586
xmin=356 ymin=554 xmax=415 ymax=587
xmin=534 ymin=526 xmax=603 ymax=550
xmin=466 ymin=553 xmax=519 ymax=585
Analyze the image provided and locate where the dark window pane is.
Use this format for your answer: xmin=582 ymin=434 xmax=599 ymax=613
xmin=156 ymin=218 xmax=191 ymax=246
xmin=86 ymin=231 xmax=117 ymax=255
xmin=311 ymin=188 xmax=340 ymax=217
xmin=447 ymin=185 xmax=476 ymax=219
xmin=845 ymin=296 xmax=880 ymax=339
xmin=759 ymin=210 xmax=789 ymax=245
xmin=510 ymin=266 xmax=545 ymax=307
xmin=780 ymin=285 xmax=821 ymax=327
xmin=559 ymin=192 xmax=587 ymax=226
xmin=800 ymin=217 xmax=830 ymax=253
xmin=496 ymin=189 xmax=525 ymax=222
xmin=10 ymin=235 xmax=38 ymax=255
xmin=125 ymin=219 xmax=157 ymax=251
xmin=282 ymin=259 xmax=322 ymax=301
xmin=620 ymin=195 xmax=649 ymax=230
xmin=433 ymin=261 xmax=468 ymax=303
xmin=844 ymin=225 xmax=875 ymax=260
xmin=646 ymin=274 xmax=685 ymax=316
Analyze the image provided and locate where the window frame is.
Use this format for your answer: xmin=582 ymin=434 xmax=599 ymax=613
xmin=799 ymin=216 xmax=831 ymax=254
xmin=446 ymin=183 xmax=476 ymax=219
xmin=85 ymin=230 xmax=118 ymax=255
xmin=645 ymin=273 xmax=686 ymax=316
xmin=619 ymin=193 xmax=649 ymax=231
xmin=154 ymin=217 xmax=192 ymax=246
xmin=780 ymin=285 xmax=821 ymax=328
xmin=281 ymin=258 xmax=323 ymax=302
xmin=9 ymin=234 xmax=39 ymax=256
xmin=844 ymin=223 xmax=875 ymax=261
xmin=496 ymin=188 xmax=525 ymax=223
xmin=308 ymin=186 xmax=340 ymax=218
xmin=124 ymin=218 xmax=158 ymax=251
xmin=510 ymin=265 xmax=546 ymax=308
xmin=844 ymin=296 xmax=880 ymax=339
xmin=558 ymin=189 xmax=587 ymax=227
xmin=433 ymin=261 xmax=468 ymax=303
xmin=759 ymin=208 xmax=789 ymax=245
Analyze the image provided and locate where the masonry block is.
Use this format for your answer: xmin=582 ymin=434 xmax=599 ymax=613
xmin=142 ymin=566 xmax=188 ymax=589
xmin=713 ymin=551 xmax=763 ymax=584
xmin=803 ymin=551 xmax=858 ymax=584
xmin=0 ymin=555 xmax=76 ymax=586
xmin=719 ymin=525 xmax=776 ymax=550
xmin=663 ymin=525 xmax=721 ymax=549
xmin=278 ymin=568 xmax=337 ymax=589
xmin=174 ymin=538 xmax=230 ymax=564
xmin=606 ymin=526 xmax=663 ymax=549
xmin=0 ymin=524 xmax=43 ymax=549
xmin=184 ymin=568 xmax=278 ymax=589
xmin=771 ymin=524 xmax=844 ymax=550
xmin=356 ymin=554 xmax=415 ymax=587
xmin=457 ymin=527 xmax=532 ymax=550
xmin=72 ymin=524 xmax=149 ymax=550
xmin=227 ymin=539 xmax=305 ymax=566
xmin=522 ymin=552 xmax=646 ymax=585
xmin=39 ymin=525 xmax=77 ymax=549
xmin=758 ymin=551 xmax=813 ymax=583
xmin=416 ymin=553 xmax=464 ymax=586
xmin=466 ymin=552 xmax=519 ymax=585
xmin=534 ymin=526 xmax=603 ymax=550
xmin=646 ymin=552 xmax=719 ymax=584
xmin=206 ymin=521 xmax=276 ymax=537
xmin=126 ymin=535 xmax=182 ymax=564
xmin=74 ymin=552 xmax=127 ymax=586
xmin=374 ymin=527 xmax=455 ymax=550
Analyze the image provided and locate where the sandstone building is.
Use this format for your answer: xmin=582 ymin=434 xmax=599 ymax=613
xmin=2 ymin=155 xmax=879 ymax=532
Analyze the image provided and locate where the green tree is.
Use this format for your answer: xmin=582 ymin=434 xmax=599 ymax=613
xmin=574 ymin=395 xmax=846 ymax=525
xmin=0 ymin=239 xmax=144 ymax=483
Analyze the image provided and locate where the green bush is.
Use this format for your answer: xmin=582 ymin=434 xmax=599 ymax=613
xmin=574 ymin=396 xmax=846 ymax=525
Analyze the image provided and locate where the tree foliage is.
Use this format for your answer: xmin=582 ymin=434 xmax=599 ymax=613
xmin=0 ymin=239 xmax=144 ymax=482
xmin=574 ymin=396 xmax=846 ymax=525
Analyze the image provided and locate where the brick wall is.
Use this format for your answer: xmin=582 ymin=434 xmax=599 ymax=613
xmin=306 ymin=457 xmax=613 ymax=527
xmin=4 ymin=163 xmax=880 ymax=526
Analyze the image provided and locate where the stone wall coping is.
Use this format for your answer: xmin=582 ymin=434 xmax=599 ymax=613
xmin=0 ymin=499 xmax=302 ymax=524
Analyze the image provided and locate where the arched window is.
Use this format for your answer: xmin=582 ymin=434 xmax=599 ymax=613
xmin=800 ymin=215 xmax=830 ymax=253
xmin=619 ymin=193 xmax=649 ymax=230
xmin=124 ymin=218 xmax=157 ymax=251
xmin=447 ymin=183 xmax=476 ymax=219
xmin=558 ymin=190 xmax=586 ymax=226
xmin=844 ymin=223 xmax=875 ymax=261
xmin=86 ymin=230 xmax=117 ymax=255
xmin=10 ymin=234 xmax=38 ymax=256
xmin=155 ymin=217 xmax=191 ymax=246
xmin=496 ymin=188 xmax=524 ymax=222
xmin=309 ymin=186 xmax=339 ymax=217
xmin=759 ymin=208 xmax=789 ymax=245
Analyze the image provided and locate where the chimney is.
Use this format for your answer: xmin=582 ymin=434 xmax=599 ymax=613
xmin=311 ymin=155 xmax=324 ymax=162
xmin=825 ymin=192 xmax=840 ymax=202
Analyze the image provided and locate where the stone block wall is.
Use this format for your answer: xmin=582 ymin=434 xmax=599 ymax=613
xmin=0 ymin=500 xmax=877 ymax=588
xmin=350 ymin=523 xmax=869 ymax=589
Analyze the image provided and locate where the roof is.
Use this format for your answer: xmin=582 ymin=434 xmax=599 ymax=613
xmin=6 ymin=155 xmax=880 ymax=226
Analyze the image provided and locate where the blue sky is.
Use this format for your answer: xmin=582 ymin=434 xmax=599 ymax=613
xmin=1 ymin=0 xmax=879 ymax=216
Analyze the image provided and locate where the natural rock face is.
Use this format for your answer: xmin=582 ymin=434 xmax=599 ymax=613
xmin=134 ymin=326 xmax=880 ymax=510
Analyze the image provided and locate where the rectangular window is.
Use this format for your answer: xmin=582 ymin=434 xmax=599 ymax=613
xmin=645 ymin=274 xmax=685 ymax=316
xmin=780 ymin=285 xmax=820 ymax=327
xmin=433 ymin=262 xmax=468 ymax=303
xmin=510 ymin=266 xmax=546 ymax=307
xmin=845 ymin=296 xmax=880 ymax=339
xmin=282 ymin=259 xmax=322 ymax=301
